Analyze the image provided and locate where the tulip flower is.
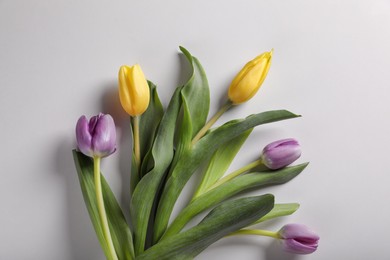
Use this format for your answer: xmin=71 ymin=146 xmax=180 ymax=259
xmin=228 ymin=50 xmax=273 ymax=104
xmin=204 ymin=138 xmax=300 ymax=192
xmin=261 ymin=138 xmax=301 ymax=170
xmin=230 ymin=224 xmax=319 ymax=255
xmin=118 ymin=64 xmax=150 ymax=117
xmin=118 ymin=64 xmax=150 ymax=179
xmin=75 ymin=113 xmax=116 ymax=158
xmin=192 ymin=50 xmax=273 ymax=144
xmin=75 ymin=113 xmax=118 ymax=260
xmin=278 ymin=223 xmax=319 ymax=254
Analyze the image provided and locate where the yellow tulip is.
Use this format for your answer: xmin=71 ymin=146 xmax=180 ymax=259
xmin=118 ymin=64 xmax=150 ymax=116
xmin=228 ymin=50 xmax=273 ymax=104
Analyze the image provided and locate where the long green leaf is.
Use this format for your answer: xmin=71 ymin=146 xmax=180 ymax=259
xmin=131 ymin=86 xmax=182 ymax=255
xmin=73 ymin=150 xmax=134 ymax=260
xmin=133 ymin=48 xmax=210 ymax=253
xmin=130 ymin=82 xmax=163 ymax=193
xmin=192 ymin=129 xmax=252 ymax=199
xmin=153 ymin=110 xmax=300 ymax=241
xmin=169 ymin=47 xmax=210 ymax=173
xmin=138 ymin=195 xmax=274 ymax=260
xmin=138 ymin=81 xmax=164 ymax=177
xmin=148 ymin=48 xmax=210 ymax=244
xmin=170 ymin=93 xmax=193 ymax=170
xmin=253 ymin=203 xmax=300 ymax=225
xmin=161 ymin=163 xmax=307 ymax=240
xmin=130 ymin=155 xmax=139 ymax=196
xmin=179 ymin=46 xmax=210 ymax=138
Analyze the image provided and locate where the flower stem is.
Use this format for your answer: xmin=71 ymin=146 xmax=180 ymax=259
xmin=94 ymin=157 xmax=118 ymax=260
xmin=205 ymin=159 xmax=263 ymax=192
xmin=191 ymin=100 xmax=233 ymax=145
xmin=228 ymin=229 xmax=280 ymax=239
xmin=133 ymin=115 xmax=141 ymax=175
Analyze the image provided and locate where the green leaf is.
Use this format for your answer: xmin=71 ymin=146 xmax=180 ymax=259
xmin=73 ymin=150 xmax=134 ymax=260
xmin=131 ymin=86 xmax=182 ymax=255
xmin=161 ymin=163 xmax=307 ymax=240
xmin=179 ymin=46 xmax=210 ymax=138
xmin=192 ymin=129 xmax=252 ymax=199
xmin=169 ymin=47 xmax=210 ymax=173
xmin=153 ymin=110 xmax=300 ymax=242
xmin=138 ymin=81 xmax=164 ymax=178
xmin=170 ymin=93 xmax=193 ymax=170
xmin=133 ymin=48 xmax=210 ymax=253
xmin=130 ymin=154 xmax=139 ymax=196
xmin=137 ymin=195 xmax=274 ymax=260
xmin=253 ymin=203 xmax=300 ymax=225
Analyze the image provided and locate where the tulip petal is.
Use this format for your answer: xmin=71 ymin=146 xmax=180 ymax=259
xmin=279 ymin=223 xmax=319 ymax=254
xmin=228 ymin=51 xmax=272 ymax=104
xmin=91 ymin=114 xmax=116 ymax=157
xmin=283 ymin=238 xmax=318 ymax=254
xmin=263 ymin=138 xmax=298 ymax=151
xmin=75 ymin=115 xmax=93 ymax=157
xmin=88 ymin=113 xmax=100 ymax=136
xmin=262 ymin=138 xmax=301 ymax=169
xmin=118 ymin=64 xmax=150 ymax=116
xmin=280 ymin=223 xmax=319 ymax=240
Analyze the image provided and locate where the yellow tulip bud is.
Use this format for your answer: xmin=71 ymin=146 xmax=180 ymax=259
xmin=228 ymin=50 xmax=273 ymax=104
xmin=118 ymin=64 xmax=150 ymax=116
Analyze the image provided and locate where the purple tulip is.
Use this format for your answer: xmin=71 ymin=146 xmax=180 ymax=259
xmin=261 ymin=138 xmax=301 ymax=170
xmin=75 ymin=113 xmax=116 ymax=158
xmin=278 ymin=224 xmax=319 ymax=254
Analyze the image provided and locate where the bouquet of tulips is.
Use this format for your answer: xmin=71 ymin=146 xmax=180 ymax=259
xmin=73 ymin=47 xmax=319 ymax=260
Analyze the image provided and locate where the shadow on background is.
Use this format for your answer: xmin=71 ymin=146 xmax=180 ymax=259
xmin=265 ymin=240 xmax=301 ymax=260
xmin=55 ymin=137 xmax=102 ymax=260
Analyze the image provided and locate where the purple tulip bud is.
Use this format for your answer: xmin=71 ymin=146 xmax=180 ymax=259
xmin=261 ymin=138 xmax=301 ymax=170
xmin=75 ymin=113 xmax=116 ymax=158
xmin=278 ymin=223 xmax=319 ymax=254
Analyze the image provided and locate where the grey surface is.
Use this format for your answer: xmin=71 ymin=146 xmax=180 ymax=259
xmin=1 ymin=0 xmax=389 ymax=259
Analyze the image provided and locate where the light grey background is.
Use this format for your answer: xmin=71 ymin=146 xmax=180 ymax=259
xmin=1 ymin=0 xmax=389 ymax=259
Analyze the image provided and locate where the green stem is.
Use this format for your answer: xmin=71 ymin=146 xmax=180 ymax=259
xmin=204 ymin=159 xmax=263 ymax=193
xmin=191 ymin=100 xmax=232 ymax=145
xmin=94 ymin=157 xmax=118 ymax=260
xmin=228 ymin=229 xmax=280 ymax=239
xmin=133 ymin=116 xmax=141 ymax=175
